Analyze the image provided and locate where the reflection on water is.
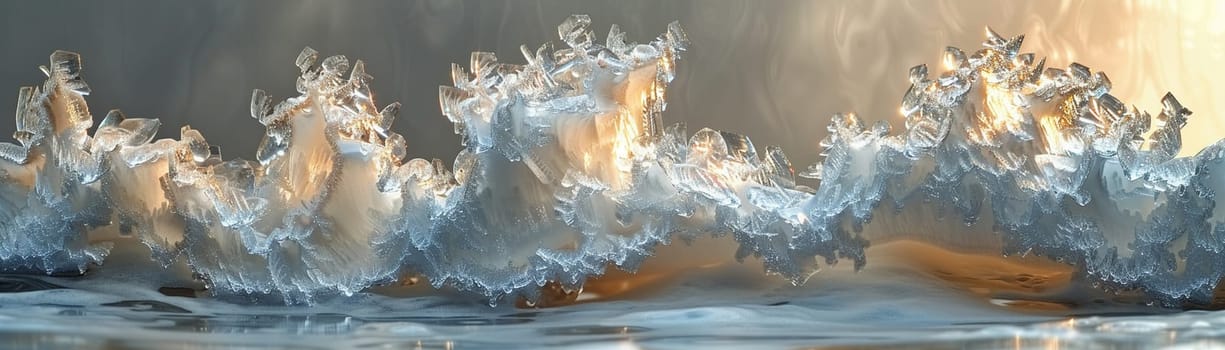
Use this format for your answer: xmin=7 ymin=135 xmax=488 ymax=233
xmin=0 ymin=240 xmax=1217 ymax=349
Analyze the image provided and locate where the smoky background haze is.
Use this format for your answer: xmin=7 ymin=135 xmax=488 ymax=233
xmin=1 ymin=0 xmax=1223 ymax=167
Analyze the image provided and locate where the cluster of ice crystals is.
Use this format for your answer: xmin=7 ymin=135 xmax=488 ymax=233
xmin=1 ymin=19 xmax=1224 ymax=306
xmin=0 ymin=51 xmax=110 ymax=274
xmin=850 ymin=27 xmax=1213 ymax=304
xmin=159 ymin=47 xmax=412 ymax=302
xmin=1 ymin=47 xmax=412 ymax=302
xmin=425 ymin=15 xmax=864 ymax=302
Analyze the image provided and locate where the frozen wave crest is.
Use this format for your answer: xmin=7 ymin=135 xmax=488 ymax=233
xmin=0 ymin=18 xmax=1220 ymax=305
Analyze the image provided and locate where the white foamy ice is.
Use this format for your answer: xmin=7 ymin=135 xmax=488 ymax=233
xmin=2 ymin=18 xmax=1225 ymax=306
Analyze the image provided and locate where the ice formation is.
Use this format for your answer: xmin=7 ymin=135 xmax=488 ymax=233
xmin=0 ymin=16 xmax=1222 ymax=305
xmin=0 ymin=52 xmax=111 ymax=274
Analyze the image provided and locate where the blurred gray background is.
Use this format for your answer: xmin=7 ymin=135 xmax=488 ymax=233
xmin=2 ymin=0 xmax=1222 ymax=164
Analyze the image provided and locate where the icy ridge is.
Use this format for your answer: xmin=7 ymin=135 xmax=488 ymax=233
xmin=0 ymin=17 xmax=1220 ymax=305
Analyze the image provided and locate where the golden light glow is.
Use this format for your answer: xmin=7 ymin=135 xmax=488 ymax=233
xmin=982 ymin=82 xmax=1024 ymax=137
xmin=576 ymin=59 xmax=667 ymax=191
xmin=1020 ymin=0 xmax=1225 ymax=156
xmin=1038 ymin=114 xmax=1072 ymax=155
xmin=611 ymin=101 xmax=642 ymax=175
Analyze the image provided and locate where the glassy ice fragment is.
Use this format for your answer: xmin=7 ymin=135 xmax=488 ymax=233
xmin=908 ymin=64 xmax=928 ymax=85
xmin=0 ymin=143 xmax=25 ymax=164
xmin=295 ymin=47 xmax=318 ymax=73
xmin=557 ymin=14 xmax=593 ymax=50
xmin=379 ymin=102 xmax=400 ymax=132
xmin=943 ymin=46 xmax=966 ymax=70
xmin=250 ymin=89 xmax=272 ymax=120
xmin=606 ymin=24 xmax=629 ymax=54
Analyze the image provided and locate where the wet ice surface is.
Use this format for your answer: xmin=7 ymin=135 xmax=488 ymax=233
xmin=0 ymin=255 xmax=1220 ymax=350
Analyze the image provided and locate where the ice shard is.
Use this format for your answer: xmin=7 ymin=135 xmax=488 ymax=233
xmin=1 ymin=17 xmax=1224 ymax=306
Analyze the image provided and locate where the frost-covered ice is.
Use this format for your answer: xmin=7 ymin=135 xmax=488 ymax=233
xmin=0 ymin=17 xmax=1222 ymax=305
xmin=0 ymin=51 xmax=112 ymax=274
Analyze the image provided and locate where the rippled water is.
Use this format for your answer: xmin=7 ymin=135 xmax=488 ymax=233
xmin=0 ymin=241 xmax=1221 ymax=349
xmin=0 ymin=272 xmax=1149 ymax=349
xmin=4 ymin=0 xmax=1225 ymax=348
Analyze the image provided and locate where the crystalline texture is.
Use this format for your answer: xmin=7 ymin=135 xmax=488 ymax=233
xmin=820 ymin=29 xmax=1225 ymax=305
xmin=1 ymin=46 xmax=412 ymax=302
xmin=162 ymin=48 xmax=411 ymax=302
xmin=0 ymin=51 xmax=111 ymax=274
xmin=418 ymin=15 xmax=745 ymax=303
xmin=2 ymin=19 xmax=1225 ymax=306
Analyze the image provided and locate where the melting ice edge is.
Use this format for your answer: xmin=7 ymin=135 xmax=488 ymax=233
xmin=0 ymin=15 xmax=1220 ymax=305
